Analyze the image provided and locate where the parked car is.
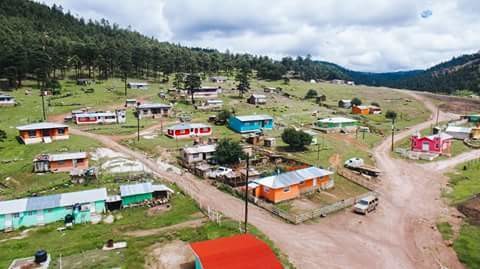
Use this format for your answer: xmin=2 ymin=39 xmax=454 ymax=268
xmin=208 ymin=166 xmax=233 ymax=178
xmin=353 ymin=195 xmax=378 ymax=214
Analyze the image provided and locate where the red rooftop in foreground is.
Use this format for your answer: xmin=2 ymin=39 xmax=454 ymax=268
xmin=190 ymin=234 xmax=283 ymax=269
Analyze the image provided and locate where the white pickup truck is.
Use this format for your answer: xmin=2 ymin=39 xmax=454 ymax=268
xmin=208 ymin=167 xmax=233 ymax=179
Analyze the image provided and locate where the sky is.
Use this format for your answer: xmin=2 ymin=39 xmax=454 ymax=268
xmin=37 ymin=0 xmax=480 ymax=72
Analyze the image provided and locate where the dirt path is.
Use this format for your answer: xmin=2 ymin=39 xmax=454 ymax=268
xmin=125 ymin=218 xmax=207 ymax=237
xmin=70 ymin=90 xmax=468 ymax=269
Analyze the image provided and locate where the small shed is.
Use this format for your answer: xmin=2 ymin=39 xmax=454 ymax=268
xmin=247 ymin=94 xmax=267 ymax=105
xmin=445 ymin=126 xmax=472 ymax=140
xmin=77 ymin=78 xmax=92 ymax=85
xmin=125 ymin=99 xmax=137 ymax=107
xmin=338 ymin=99 xmax=352 ymax=108
xmin=315 ymin=95 xmax=327 ymax=104
xmin=472 ymin=126 xmax=480 ymax=140
xmin=120 ymin=183 xmax=153 ymax=207
xmin=264 ymin=137 xmax=276 ymax=147
xmin=352 ymin=105 xmax=370 ymax=115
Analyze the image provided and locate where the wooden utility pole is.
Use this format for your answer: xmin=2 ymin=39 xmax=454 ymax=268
xmin=124 ymin=72 xmax=128 ymax=96
xmin=244 ymin=154 xmax=250 ymax=234
xmin=391 ymin=119 xmax=395 ymax=152
xmin=41 ymin=91 xmax=46 ymax=120
xmin=436 ymin=105 xmax=440 ymax=126
xmin=137 ymin=114 xmax=140 ymax=141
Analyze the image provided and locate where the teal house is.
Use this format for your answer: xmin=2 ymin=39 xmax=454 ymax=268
xmin=465 ymin=114 xmax=480 ymax=123
xmin=120 ymin=182 xmax=173 ymax=207
xmin=228 ymin=115 xmax=274 ymax=133
xmin=0 ymin=188 xmax=107 ymax=231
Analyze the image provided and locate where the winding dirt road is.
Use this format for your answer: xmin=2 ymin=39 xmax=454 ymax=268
xmin=70 ymin=90 xmax=472 ymax=269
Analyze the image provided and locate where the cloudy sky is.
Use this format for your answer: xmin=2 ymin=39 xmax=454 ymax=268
xmin=38 ymin=0 xmax=480 ymax=72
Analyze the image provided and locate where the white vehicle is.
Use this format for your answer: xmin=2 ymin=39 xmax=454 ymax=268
xmin=208 ymin=167 xmax=233 ymax=178
xmin=354 ymin=195 xmax=378 ymax=214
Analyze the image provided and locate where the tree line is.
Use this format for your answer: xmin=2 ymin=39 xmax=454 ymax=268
xmin=0 ymin=0 xmax=346 ymax=89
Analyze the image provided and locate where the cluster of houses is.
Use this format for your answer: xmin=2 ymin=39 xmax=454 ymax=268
xmin=0 ymin=182 xmax=173 ymax=231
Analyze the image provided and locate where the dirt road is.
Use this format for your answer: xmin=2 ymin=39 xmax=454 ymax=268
xmin=70 ymin=90 xmax=469 ymax=269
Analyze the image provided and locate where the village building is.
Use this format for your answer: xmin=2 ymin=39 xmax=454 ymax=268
xmin=338 ymin=99 xmax=352 ymax=108
xmin=127 ymin=82 xmax=149 ymax=89
xmin=346 ymin=81 xmax=355 ymax=86
xmin=209 ymin=76 xmax=227 ymax=83
xmin=0 ymin=93 xmax=15 ymax=106
xmin=369 ymin=105 xmax=382 ymax=114
xmin=315 ymin=95 xmax=327 ymax=104
xmin=0 ymin=188 xmax=107 ymax=231
xmin=352 ymin=105 xmax=371 ymax=115
xmin=331 ymin=79 xmax=346 ymax=84
xmin=125 ymin=99 xmax=137 ymax=107
xmin=462 ymin=114 xmax=480 ymax=123
xmin=187 ymin=86 xmax=222 ymax=100
xmin=251 ymin=166 xmax=334 ymax=204
xmin=16 ymin=122 xmax=69 ymax=145
xmin=190 ymin=234 xmax=282 ymax=269
xmin=74 ymin=110 xmax=126 ymax=125
xmin=471 ymin=126 xmax=480 ymax=140
xmin=76 ymin=78 xmax=92 ymax=85
xmin=136 ymin=103 xmax=171 ymax=119
xmin=196 ymin=99 xmax=223 ymax=111
xmin=119 ymin=182 xmax=173 ymax=207
xmin=166 ymin=123 xmax=212 ymax=139
xmin=264 ymin=87 xmax=275 ymax=93
xmin=314 ymin=117 xmax=358 ymax=133
xmin=247 ymin=94 xmax=267 ymax=105
xmin=181 ymin=143 xmax=217 ymax=166
xmin=33 ymin=152 xmax=88 ymax=173
xmin=228 ymin=115 xmax=274 ymax=133
xmin=411 ymin=132 xmax=453 ymax=156
xmin=445 ymin=126 xmax=472 ymax=140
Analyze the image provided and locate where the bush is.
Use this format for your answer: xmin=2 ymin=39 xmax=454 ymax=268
xmin=351 ymin=97 xmax=362 ymax=106
xmin=385 ymin=110 xmax=397 ymax=122
xmin=305 ymin=89 xmax=318 ymax=99
xmin=281 ymin=128 xmax=312 ymax=150
xmin=216 ymin=109 xmax=232 ymax=122
xmin=214 ymin=139 xmax=246 ymax=165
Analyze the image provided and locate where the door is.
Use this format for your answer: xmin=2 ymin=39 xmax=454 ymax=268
xmin=4 ymin=214 xmax=12 ymax=229
xmin=90 ymin=202 xmax=96 ymax=213
xmin=73 ymin=159 xmax=78 ymax=168
xmin=422 ymin=141 xmax=430 ymax=151
xmin=42 ymin=129 xmax=50 ymax=137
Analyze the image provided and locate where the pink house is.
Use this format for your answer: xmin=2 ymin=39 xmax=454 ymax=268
xmin=411 ymin=132 xmax=453 ymax=156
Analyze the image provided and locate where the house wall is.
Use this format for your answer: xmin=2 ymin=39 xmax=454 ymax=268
xmin=411 ymin=137 xmax=444 ymax=153
xmin=1 ymin=200 xmax=105 ymax=230
xmin=472 ymin=128 xmax=480 ymax=139
xmin=49 ymin=158 xmax=89 ymax=173
xmin=122 ymin=193 xmax=153 ymax=206
xmin=19 ymin=128 xmax=70 ymax=144
xmin=352 ymin=107 xmax=369 ymax=115
xmin=228 ymin=117 xmax=274 ymax=133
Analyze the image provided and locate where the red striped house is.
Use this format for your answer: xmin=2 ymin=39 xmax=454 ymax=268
xmin=166 ymin=123 xmax=212 ymax=139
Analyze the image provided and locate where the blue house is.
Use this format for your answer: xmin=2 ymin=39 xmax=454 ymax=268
xmin=228 ymin=115 xmax=274 ymax=133
xmin=0 ymin=188 xmax=107 ymax=231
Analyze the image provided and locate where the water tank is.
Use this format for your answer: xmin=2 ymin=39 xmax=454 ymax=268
xmin=34 ymin=250 xmax=48 ymax=264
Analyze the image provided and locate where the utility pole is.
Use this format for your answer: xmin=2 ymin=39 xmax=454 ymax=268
xmin=244 ymin=153 xmax=249 ymax=234
xmin=317 ymin=142 xmax=320 ymax=167
xmin=41 ymin=91 xmax=46 ymax=120
xmin=391 ymin=119 xmax=395 ymax=152
xmin=124 ymin=72 xmax=128 ymax=96
xmin=137 ymin=114 xmax=140 ymax=141
xmin=436 ymin=105 xmax=440 ymax=126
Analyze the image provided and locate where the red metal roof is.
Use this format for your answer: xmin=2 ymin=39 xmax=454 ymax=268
xmin=190 ymin=234 xmax=283 ymax=269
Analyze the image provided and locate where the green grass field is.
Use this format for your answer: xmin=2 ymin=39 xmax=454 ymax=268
xmin=444 ymin=160 xmax=480 ymax=269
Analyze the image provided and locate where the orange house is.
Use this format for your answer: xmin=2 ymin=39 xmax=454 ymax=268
xmin=33 ymin=152 xmax=89 ymax=173
xmin=252 ymin=167 xmax=334 ymax=203
xmin=16 ymin=122 xmax=69 ymax=145
xmin=352 ymin=105 xmax=370 ymax=115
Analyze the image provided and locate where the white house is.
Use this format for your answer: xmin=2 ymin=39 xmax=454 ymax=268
xmin=445 ymin=126 xmax=472 ymax=140
xmin=247 ymin=94 xmax=267 ymax=105
xmin=209 ymin=76 xmax=227 ymax=83
xmin=74 ymin=110 xmax=126 ymax=125
xmin=181 ymin=144 xmax=217 ymax=165
xmin=136 ymin=103 xmax=171 ymax=119
xmin=0 ymin=93 xmax=15 ymax=106
xmin=166 ymin=123 xmax=212 ymax=139
xmin=127 ymin=82 xmax=149 ymax=90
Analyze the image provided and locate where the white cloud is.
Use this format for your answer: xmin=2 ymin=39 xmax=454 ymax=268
xmin=37 ymin=0 xmax=480 ymax=72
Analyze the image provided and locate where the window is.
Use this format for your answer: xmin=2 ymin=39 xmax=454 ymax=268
xmin=192 ymin=153 xmax=200 ymax=158
xmin=46 ymin=209 xmax=53 ymax=213
xmin=27 ymin=211 xmax=36 ymax=216
xmin=57 ymin=160 xmax=65 ymax=165
xmin=77 ymin=159 xmax=84 ymax=163
xmin=13 ymin=213 xmax=20 ymax=218
xmin=264 ymin=187 xmax=270 ymax=193
xmin=28 ymin=130 xmax=36 ymax=138
xmin=283 ymin=187 xmax=290 ymax=192
xmin=65 ymin=206 xmax=73 ymax=210
xmin=58 ymin=128 xmax=65 ymax=135
xmin=299 ymin=181 xmax=305 ymax=185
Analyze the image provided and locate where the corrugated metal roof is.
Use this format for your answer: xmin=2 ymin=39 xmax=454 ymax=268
xmin=0 ymin=188 xmax=107 ymax=215
xmin=183 ymin=144 xmax=217 ymax=154
xmin=235 ymin=115 xmax=273 ymax=122
xmin=0 ymin=93 xmax=13 ymax=98
xmin=426 ymin=133 xmax=454 ymax=141
xmin=120 ymin=182 xmax=153 ymax=197
xmin=152 ymin=184 xmax=174 ymax=193
xmin=251 ymin=94 xmax=267 ymax=99
xmin=137 ymin=103 xmax=171 ymax=109
xmin=16 ymin=122 xmax=68 ymax=131
xmin=206 ymin=99 xmax=223 ymax=104
xmin=49 ymin=152 xmax=87 ymax=161
xmin=168 ymin=123 xmax=210 ymax=131
xmin=254 ymin=167 xmax=333 ymax=189
xmin=445 ymin=126 xmax=472 ymax=134
xmin=318 ymin=117 xmax=357 ymax=123
xmin=128 ymin=82 xmax=149 ymax=86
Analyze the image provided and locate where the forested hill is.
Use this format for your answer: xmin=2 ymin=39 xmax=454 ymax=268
xmin=0 ymin=0 xmax=346 ymax=87
xmin=348 ymin=52 xmax=480 ymax=94
xmin=0 ymin=0 xmax=478 ymax=95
